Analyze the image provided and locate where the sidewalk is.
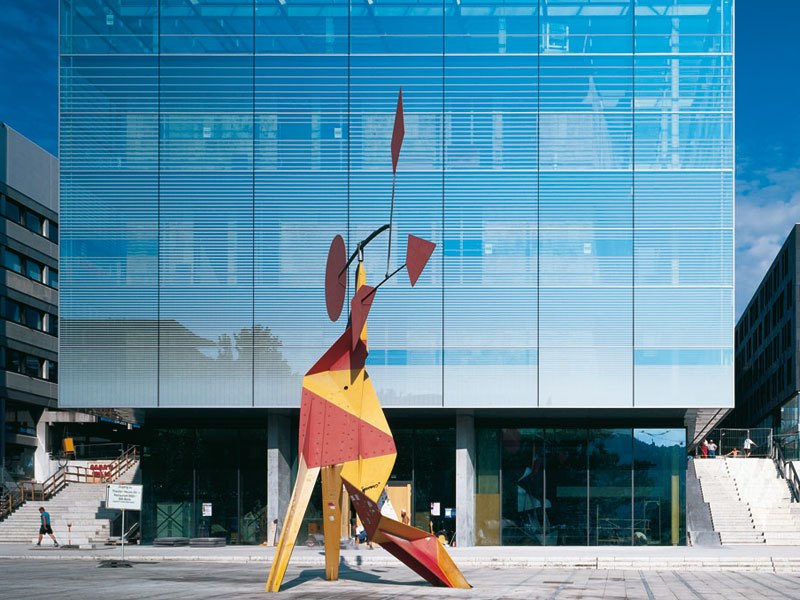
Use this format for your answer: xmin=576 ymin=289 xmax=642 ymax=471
xmin=3 ymin=542 xmax=800 ymax=572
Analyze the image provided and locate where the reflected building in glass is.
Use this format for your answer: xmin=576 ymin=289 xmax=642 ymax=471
xmin=59 ymin=0 xmax=733 ymax=545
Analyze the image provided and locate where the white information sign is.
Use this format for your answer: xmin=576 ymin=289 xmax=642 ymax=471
xmin=106 ymin=484 xmax=143 ymax=511
xmin=202 ymin=502 xmax=213 ymax=517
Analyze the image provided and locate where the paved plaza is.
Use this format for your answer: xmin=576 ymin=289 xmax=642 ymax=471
xmin=3 ymin=544 xmax=800 ymax=599
xmin=3 ymin=557 xmax=800 ymax=600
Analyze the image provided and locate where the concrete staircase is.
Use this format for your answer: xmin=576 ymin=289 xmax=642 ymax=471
xmin=726 ymin=458 xmax=800 ymax=545
xmin=0 ymin=460 xmax=139 ymax=548
xmin=694 ymin=457 xmax=800 ymax=545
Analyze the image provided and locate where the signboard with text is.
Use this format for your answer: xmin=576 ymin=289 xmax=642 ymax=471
xmin=106 ymin=484 xmax=143 ymax=511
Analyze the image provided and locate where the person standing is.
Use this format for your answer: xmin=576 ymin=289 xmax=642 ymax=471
xmin=701 ymin=439 xmax=709 ymax=458
xmin=37 ymin=507 xmax=58 ymax=547
xmin=743 ymin=435 xmax=758 ymax=457
xmin=401 ymin=509 xmax=410 ymax=526
xmin=708 ymin=439 xmax=717 ymax=459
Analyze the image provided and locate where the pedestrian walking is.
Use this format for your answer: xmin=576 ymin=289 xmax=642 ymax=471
xmin=37 ymin=507 xmax=58 ymax=547
xmin=708 ymin=439 xmax=717 ymax=458
xmin=743 ymin=435 xmax=757 ymax=457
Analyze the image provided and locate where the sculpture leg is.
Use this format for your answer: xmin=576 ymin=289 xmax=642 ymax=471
xmin=343 ymin=478 xmax=471 ymax=589
xmin=320 ymin=464 xmax=344 ymax=580
xmin=266 ymin=456 xmax=321 ymax=593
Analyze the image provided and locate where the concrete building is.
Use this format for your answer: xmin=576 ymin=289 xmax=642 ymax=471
xmin=59 ymin=0 xmax=734 ymax=546
xmin=0 ymin=123 xmax=59 ymax=483
xmin=729 ymin=225 xmax=798 ymax=448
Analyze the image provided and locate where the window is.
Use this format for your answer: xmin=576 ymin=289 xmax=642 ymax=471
xmin=47 ymin=314 xmax=58 ymax=335
xmin=23 ymin=355 xmax=41 ymax=378
xmin=47 ymin=361 xmax=57 ymax=383
xmin=4 ymin=196 xmax=55 ymax=241
xmin=5 ymin=199 xmax=22 ymax=224
xmin=47 ymin=222 xmax=58 ymax=243
xmin=48 ymin=268 xmax=58 ymax=288
xmin=3 ymin=348 xmax=53 ymax=380
xmin=25 ymin=211 xmax=42 ymax=235
xmin=24 ymin=306 xmax=42 ymax=330
xmin=6 ymin=349 xmax=21 ymax=373
xmin=5 ymin=299 xmax=21 ymax=323
xmin=3 ymin=248 xmax=22 ymax=274
xmin=25 ymin=259 xmax=42 ymax=282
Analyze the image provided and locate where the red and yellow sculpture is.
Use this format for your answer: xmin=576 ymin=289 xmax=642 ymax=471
xmin=266 ymin=91 xmax=470 ymax=593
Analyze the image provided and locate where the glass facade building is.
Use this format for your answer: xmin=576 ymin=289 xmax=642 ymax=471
xmin=59 ymin=0 xmax=733 ymax=545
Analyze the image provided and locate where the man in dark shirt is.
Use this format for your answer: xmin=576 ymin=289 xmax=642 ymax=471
xmin=37 ymin=507 xmax=59 ymax=547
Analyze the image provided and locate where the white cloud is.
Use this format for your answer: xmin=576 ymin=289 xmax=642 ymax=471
xmin=736 ymin=166 xmax=800 ymax=317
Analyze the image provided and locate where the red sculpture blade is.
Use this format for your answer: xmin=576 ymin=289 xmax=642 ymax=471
xmin=406 ymin=234 xmax=436 ymax=287
xmin=391 ymin=89 xmax=404 ymax=174
xmin=325 ymin=234 xmax=347 ymax=322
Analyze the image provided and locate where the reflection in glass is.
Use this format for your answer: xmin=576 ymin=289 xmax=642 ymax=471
xmin=141 ymin=426 xmax=268 ymax=544
xmin=475 ymin=428 xmax=501 ymax=546
xmin=489 ymin=426 xmax=685 ymax=545
xmin=501 ymin=428 xmax=545 ymax=545
xmin=546 ymin=429 xmax=588 ymax=545
xmin=634 ymin=429 xmax=685 ymax=545
xmin=590 ymin=429 xmax=632 ymax=545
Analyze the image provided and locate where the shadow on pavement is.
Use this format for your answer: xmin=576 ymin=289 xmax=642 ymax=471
xmin=281 ymin=561 xmax=429 ymax=591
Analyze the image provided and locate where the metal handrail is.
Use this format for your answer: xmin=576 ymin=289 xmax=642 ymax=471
xmin=0 ymin=446 xmax=139 ymax=520
xmin=772 ymin=441 xmax=800 ymax=503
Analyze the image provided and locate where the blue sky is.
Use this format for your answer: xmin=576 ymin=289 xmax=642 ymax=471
xmin=1 ymin=1 xmax=798 ymax=318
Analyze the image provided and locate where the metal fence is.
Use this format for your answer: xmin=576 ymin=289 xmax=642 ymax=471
xmin=73 ymin=442 xmax=125 ymax=460
xmin=705 ymin=428 xmax=773 ymax=458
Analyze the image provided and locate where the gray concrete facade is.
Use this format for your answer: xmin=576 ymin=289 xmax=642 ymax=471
xmin=455 ymin=413 xmax=475 ymax=547
xmin=0 ymin=124 xmax=58 ymax=213
xmin=267 ymin=411 xmax=292 ymax=543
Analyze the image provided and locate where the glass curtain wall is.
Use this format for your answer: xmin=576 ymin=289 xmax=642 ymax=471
xmin=60 ymin=0 xmax=160 ymax=407
xmin=538 ymin=1 xmax=634 ymax=408
xmin=254 ymin=0 xmax=348 ymax=406
xmin=60 ymin=1 xmax=733 ymax=410
xmin=443 ymin=0 xmax=538 ymax=408
xmin=633 ymin=0 xmax=734 ymax=407
xmin=350 ymin=0 xmax=445 ymax=407
xmin=158 ymin=1 xmax=255 ymax=406
xmin=479 ymin=426 xmax=685 ymax=546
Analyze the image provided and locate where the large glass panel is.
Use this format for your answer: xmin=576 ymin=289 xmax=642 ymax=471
xmin=545 ymin=428 xmax=587 ymax=545
xmin=158 ymin=1 xmax=254 ymax=407
xmin=253 ymin=0 xmax=347 ymax=405
xmin=539 ymin=2 xmax=634 ymax=408
xmin=443 ymin=0 xmax=538 ymax=407
xmin=140 ymin=425 xmax=267 ymax=544
xmin=475 ymin=427 xmax=501 ymax=545
xmin=589 ymin=428 xmax=632 ymax=545
xmin=633 ymin=1 xmax=734 ymax=409
xmin=501 ymin=428 xmax=545 ymax=545
xmin=634 ymin=428 xmax=685 ymax=545
xmin=414 ymin=428 xmax=456 ymax=539
xmin=60 ymin=1 xmax=159 ymax=407
xmin=350 ymin=0 xmax=444 ymax=407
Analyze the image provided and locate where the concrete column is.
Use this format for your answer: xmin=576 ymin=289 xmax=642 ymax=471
xmin=267 ymin=411 xmax=292 ymax=545
xmin=0 ymin=397 xmax=6 ymax=480
xmin=455 ymin=413 xmax=476 ymax=547
xmin=34 ymin=415 xmax=51 ymax=481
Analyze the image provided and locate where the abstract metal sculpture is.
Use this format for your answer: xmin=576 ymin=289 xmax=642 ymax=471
xmin=266 ymin=91 xmax=470 ymax=593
